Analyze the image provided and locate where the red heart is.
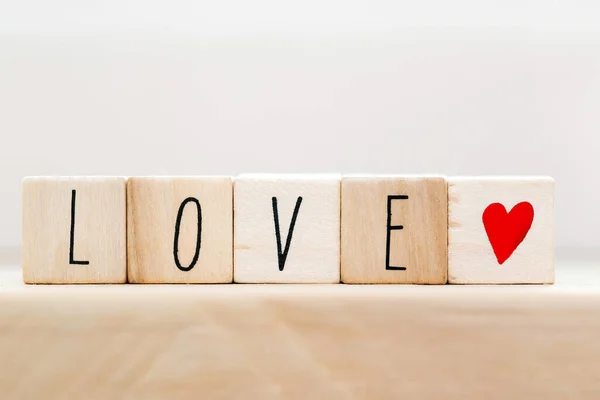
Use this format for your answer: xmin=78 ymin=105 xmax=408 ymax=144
xmin=482 ymin=202 xmax=534 ymax=265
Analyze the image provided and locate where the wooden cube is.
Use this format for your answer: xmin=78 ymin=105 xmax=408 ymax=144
xmin=448 ymin=177 xmax=554 ymax=284
xmin=22 ymin=177 xmax=126 ymax=284
xmin=127 ymin=177 xmax=233 ymax=283
xmin=234 ymin=174 xmax=340 ymax=283
xmin=341 ymin=176 xmax=448 ymax=284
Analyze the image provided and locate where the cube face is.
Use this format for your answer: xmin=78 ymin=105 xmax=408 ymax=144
xmin=22 ymin=177 xmax=126 ymax=284
xmin=448 ymin=177 xmax=554 ymax=284
xmin=127 ymin=177 xmax=233 ymax=283
xmin=234 ymin=175 xmax=340 ymax=283
xmin=341 ymin=176 xmax=448 ymax=284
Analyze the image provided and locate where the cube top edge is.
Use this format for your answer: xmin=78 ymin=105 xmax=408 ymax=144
xmin=343 ymin=174 xmax=446 ymax=180
xmin=22 ymin=176 xmax=127 ymax=183
xmin=448 ymin=176 xmax=554 ymax=183
xmin=236 ymin=173 xmax=342 ymax=180
xmin=127 ymin=176 xmax=233 ymax=181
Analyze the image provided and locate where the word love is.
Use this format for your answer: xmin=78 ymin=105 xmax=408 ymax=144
xmin=22 ymin=175 xmax=555 ymax=285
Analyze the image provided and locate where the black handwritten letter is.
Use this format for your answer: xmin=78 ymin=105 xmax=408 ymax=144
xmin=173 ymin=197 xmax=202 ymax=272
xmin=386 ymin=195 xmax=408 ymax=271
xmin=69 ymin=189 xmax=90 ymax=265
xmin=272 ymin=196 xmax=302 ymax=271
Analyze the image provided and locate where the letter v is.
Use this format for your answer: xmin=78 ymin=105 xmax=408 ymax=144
xmin=271 ymin=196 xmax=303 ymax=271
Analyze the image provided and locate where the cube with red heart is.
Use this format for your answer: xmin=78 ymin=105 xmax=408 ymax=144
xmin=448 ymin=177 xmax=554 ymax=284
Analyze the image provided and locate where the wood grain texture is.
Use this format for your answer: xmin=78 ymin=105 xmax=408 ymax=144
xmin=448 ymin=177 xmax=554 ymax=284
xmin=234 ymin=174 xmax=340 ymax=283
xmin=0 ymin=265 xmax=599 ymax=400
xmin=127 ymin=177 xmax=233 ymax=283
xmin=341 ymin=176 xmax=447 ymax=284
xmin=22 ymin=177 xmax=126 ymax=284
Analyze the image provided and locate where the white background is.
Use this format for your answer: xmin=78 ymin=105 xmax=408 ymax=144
xmin=1 ymin=0 xmax=599 ymax=256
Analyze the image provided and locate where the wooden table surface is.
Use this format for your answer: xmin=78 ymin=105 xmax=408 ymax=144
xmin=0 ymin=260 xmax=599 ymax=399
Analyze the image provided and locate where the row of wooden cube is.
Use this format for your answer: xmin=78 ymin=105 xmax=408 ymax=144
xmin=22 ymin=175 xmax=554 ymax=284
